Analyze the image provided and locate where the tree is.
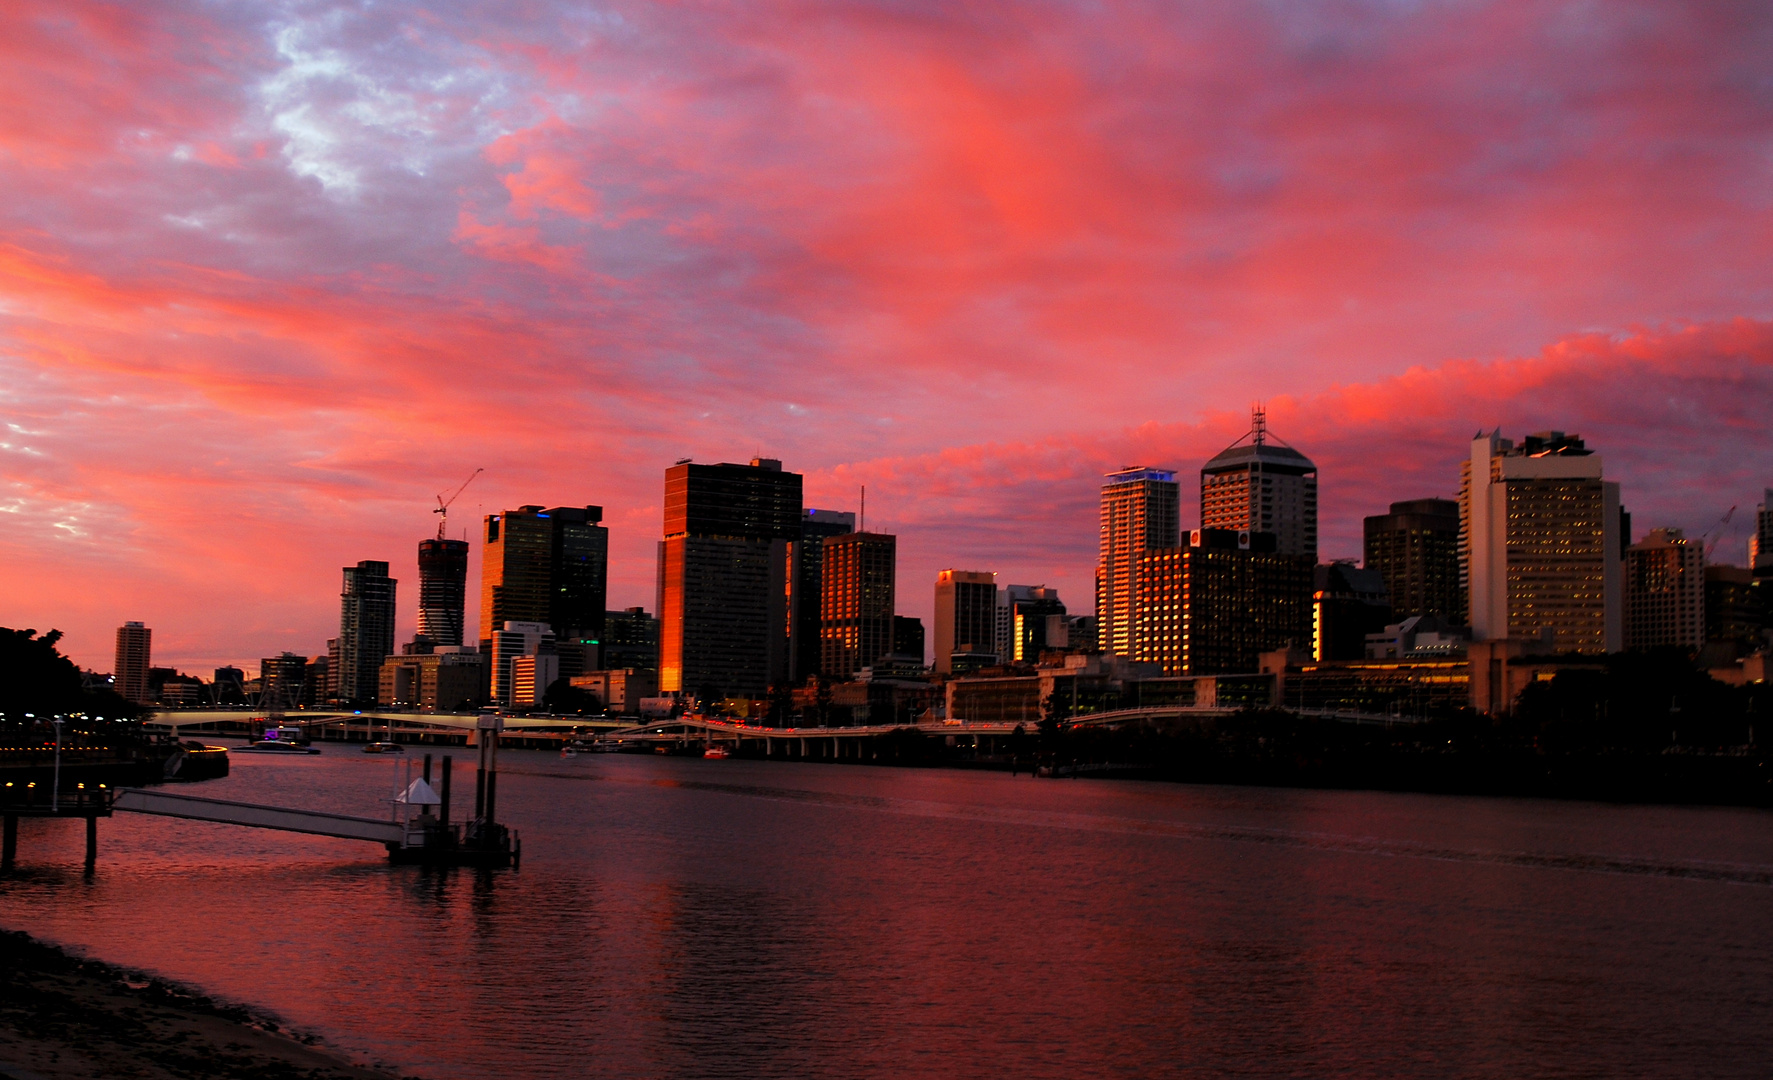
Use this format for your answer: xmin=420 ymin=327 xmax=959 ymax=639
xmin=0 ymin=628 xmax=142 ymax=721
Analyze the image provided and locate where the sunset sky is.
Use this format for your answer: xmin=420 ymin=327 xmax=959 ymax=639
xmin=3 ymin=0 xmax=1771 ymax=675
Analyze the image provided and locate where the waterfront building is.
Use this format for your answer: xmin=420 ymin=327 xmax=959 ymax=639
xmin=1363 ymin=498 xmax=1463 ymax=621
xmin=1132 ymin=530 xmax=1314 ymax=676
xmin=819 ymin=532 xmax=897 ymax=680
xmin=113 ymin=622 xmax=151 ymax=705
xmin=490 ymin=621 xmax=555 ymax=706
xmin=1312 ymin=562 xmax=1392 ymax=662
xmin=1200 ymin=408 xmax=1318 ymax=559
xmin=416 ymin=538 xmax=470 ymax=647
xmin=569 ymin=668 xmax=658 ymax=714
xmin=999 ymin=585 xmax=1067 ymax=663
xmin=546 ymin=506 xmax=609 ymax=679
xmin=1462 ymin=431 xmax=1623 ymax=653
xmin=479 ymin=506 xmax=553 ymax=647
xmin=658 ymin=458 xmax=802 ymax=698
xmin=258 ymin=653 xmax=310 ymax=711
xmin=1097 ymin=467 xmax=1181 ymax=658
xmin=336 ymin=560 xmax=397 ymax=705
xmin=933 ymin=569 xmax=999 ymax=674
xmin=509 ymin=654 xmax=558 ymax=709
xmin=1704 ymin=565 xmax=1764 ymax=657
xmin=377 ymin=649 xmax=486 ymax=710
xmin=892 ymin=615 xmax=925 ymax=665
xmin=790 ymin=508 xmax=856 ymax=683
xmin=601 ymin=607 xmax=660 ymax=671
xmin=1623 ymin=528 xmax=1705 ymax=652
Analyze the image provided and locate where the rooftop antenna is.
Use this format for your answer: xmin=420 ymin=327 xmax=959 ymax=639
xmin=435 ymin=468 xmax=483 ymax=540
xmin=1251 ymin=403 xmax=1267 ymax=447
xmin=860 ymin=485 xmax=866 ymax=533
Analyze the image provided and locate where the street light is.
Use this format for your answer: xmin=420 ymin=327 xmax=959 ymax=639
xmin=51 ymin=718 xmax=65 ymax=808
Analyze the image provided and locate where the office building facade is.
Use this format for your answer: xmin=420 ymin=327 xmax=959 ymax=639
xmin=1000 ymin=585 xmax=1067 ymax=663
xmin=1462 ymin=431 xmax=1622 ymax=653
xmin=1364 ymin=498 xmax=1463 ymax=622
xmin=1623 ymin=528 xmax=1704 ymax=652
xmin=790 ymin=508 xmax=856 ymax=683
xmin=416 ymin=538 xmax=470 ymax=647
xmin=892 ymin=616 xmax=925 ymax=664
xmin=658 ymin=459 xmax=802 ymax=698
xmin=934 ymin=570 xmax=998 ymax=674
xmin=479 ymin=506 xmax=553 ymax=646
xmin=1704 ymin=565 xmax=1763 ymax=656
xmin=1313 ymin=562 xmax=1392 ymax=662
xmin=378 ymin=649 xmax=486 ymax=710
xmin=1132 ymin=530 xmax=1314 ymax=676
xmin=547 ymin=506 xmax=609 ymax=678
xmin=1200 ymin=408 xmax=1318 ymax=559
xmin=819 ymin=532 xmax=897 ymax=679
xmin=1751 ymin=489 xmax=1773 ymax=573
xmin=113 ymin=622 xmax=152 ymax=705
xmin=602 ymin=607 xmax=660 ymax=671
xmin=1097 ymin=467 xmax=1181 ymax=658
xmin=337 ymin=560 xmax=397 ymax=704
xmin=490 ymin=621 xmax=555 ymax=706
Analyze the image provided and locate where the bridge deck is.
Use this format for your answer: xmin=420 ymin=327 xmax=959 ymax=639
xmin=112 ymin=788 xmax=402 ymax=844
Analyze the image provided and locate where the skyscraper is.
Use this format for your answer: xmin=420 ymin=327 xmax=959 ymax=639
xmin=1751 ymin=489 xmax=1773 ymax=573
xmin=1097 ymin=467 xmax=1181 ymax=658
xmin=1624 ymin=528 xmax=1704 ymax=652
xmin=479 ymin=506 xmax=553 ymax=646
xmin=819 ymin=531 xmax=896 ymax=679
xmin=417 ymin=538 xmax=470 ymax=647
xmin=546 ymin=506 xmax=609 ymax=678
xmin=999 ymin=585 xmax=1066 ymax=663
xmin=790 ymin=508 xmax=856 ymax=683
xmin=1363 ymin=498 xmax=1463 ymax=622
xmin=337 ymin=560 xmax=397 ymax=704
xmin=1133 ymin=530 xmax=1314 ymax=675
xmin=658 ymin=458 xmax=803 ymax=698
xmin=933 ymin=570 xmax=998 ymax=674
xmin=1462 ymin=431 xmax=1622 ymax=653
xmin=114 ymin=622 xmax=151 ymax=705
xmin=1200 ymin=408 xmax=1318 ymax=559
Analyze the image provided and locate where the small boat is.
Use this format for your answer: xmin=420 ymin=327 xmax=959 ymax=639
xmin=590 ymin=740 xmax=622 ymax=753
xmin=703 ymin=745 xmax=731 ymax=759
xmin=560 ymin=745 xmax=579 ymax=758
xmin=239 ymin=739 xmax=320 ymax=755
xmin=363 ymin=741 xmax=404 ymax=754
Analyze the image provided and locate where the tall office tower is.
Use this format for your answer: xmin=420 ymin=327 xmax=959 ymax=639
xmin=1363 ymin=498 xmax=1463 ymax=622
xmin=1200 ymin=408 xmax=1318 ymax=559
xmin=790 ymin=508 xmax=856 ymax=683
xmin=819 ymin=532 xmax=897 ymax=679
xmin=490 ymin=621 xmax=555 ymax=705
xmin=1132 ymin=530 xmax=1314 ymax=676
xmin=417 ymin=538 xmax=470 ymax=647
xmin=546 ymin=506 xmax=609 ymax=679
xmin=336 ymin=560 xmax=397 ymax=704
xmin=602 ymin=607 xmax=660 ymax=671
xmin=999 ymin=585 xmax=1067 ymax=663
xmin=1623 ymin=528 xmax=1704 ymax=652
xmin=892 ymin=616 xmax=925 ymax=663
xmin=1462 ymin=431 xmax=1622 ymax=653
xmin=479 ymin=506 xmax=553 ymax=647
xmin=1751 ymin=490 xmax=1773 ymax=572
xmin=933 ymin=570 xmax=999 ymax=674
xmin=113 ymin=622 xmax=152 ymax=705
xmin=658 ymin=458 xmax=803 ymax=698
xmin=1097 ymin=467 xmax=1181 ymax=658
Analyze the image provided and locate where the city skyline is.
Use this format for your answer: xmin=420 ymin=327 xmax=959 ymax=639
xmin=3 ymin=5 xmax=1772 ymax=674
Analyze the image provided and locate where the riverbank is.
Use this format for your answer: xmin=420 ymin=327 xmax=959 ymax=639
xmin=0 ymin=929 xmax=411 ymax=1080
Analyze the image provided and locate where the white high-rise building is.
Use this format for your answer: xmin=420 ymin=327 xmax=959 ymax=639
xmin=1462 ymin=431 xmax=1622 ymax=653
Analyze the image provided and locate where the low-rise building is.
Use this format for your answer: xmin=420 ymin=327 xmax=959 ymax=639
xmin=378 ymin=648 xmax=486 ymax=710
xmin=569 ymin=668 xmax=659 ymax=714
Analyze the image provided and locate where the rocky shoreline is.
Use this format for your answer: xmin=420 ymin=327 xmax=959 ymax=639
xmin=0 ymin=929 xmax=414 ymax=1080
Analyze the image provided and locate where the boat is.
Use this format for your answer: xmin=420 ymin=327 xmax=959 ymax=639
xmin=363 ymin=741 xmax=404 ymax=754
xmin=703 ymin=745 xmax=731 ymax=759
xmin=560 ymin=745 xmax=579 ymax=758
xmin=590 ymin=740 xmax=622 ymax=753
xmin=238 ymin=739 xmax=320 ymax=755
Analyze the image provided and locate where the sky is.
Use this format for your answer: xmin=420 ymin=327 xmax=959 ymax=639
xmin=2 ymin=0 xmax=1772 ymax=675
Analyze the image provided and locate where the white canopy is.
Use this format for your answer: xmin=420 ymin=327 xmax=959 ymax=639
xmin=397 ymin=777 xmax=442 ymax=806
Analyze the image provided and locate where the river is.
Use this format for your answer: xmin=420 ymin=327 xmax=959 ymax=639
xmin=2 ymin=749 xmax=1771 ymax=1078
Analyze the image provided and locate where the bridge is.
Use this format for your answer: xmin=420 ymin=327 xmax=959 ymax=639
xmin=602 ymin=716 xmax=1032 ymax=761
xmin=147 ymin=709 xmax=614 ymax=750
xmin=1062 ymin=705 xmax=1428 ymax=729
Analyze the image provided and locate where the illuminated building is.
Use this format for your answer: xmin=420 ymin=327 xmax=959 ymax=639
xmin=417 ymin=538 xmax=469 ymax=647
xmin=479 ymin=506 xmax=553 ymax=647
xmin=1751 ymin=489 xmax=1773 ymax=572
xmin=1363 ymin=498 xmax=1462 ymax=622
xmin=546 ymin=506 xmax=608 ymax=679
xmin=791 ymin=508 xmax=855 ymax=683
xmin=1132 ymin=530 xmax=1314 ymax=676
xmin=1200 ymin=408 xmax=1318 ymax=559
xmin=933 ymin=569 xmax=998 ymax=674
xmin=1704 ymin=566 xmax=1763 ymax=657
xmin=378 ymin=649 xmax=486 ymax=710
xmin=658 ymin=458 xmax=802 ymax=698
xmin=999 ymin=585 xmax=1067 ymax=663
xmin=1312 ymin=562 xmax=1391 ymax=662
xmin=113 ymin=622 xmax=151 ymax=705
xmin=490 ymin=621 xmax=554 ymax=706
xmin=819 ymin=532 xmax=896 ymax=679
xmin=337 ymin=560 xmax=397 ymax=704
xmin=1462 ymin=431 xmax=1622 ymax=653
xmin=1623 ymin=528 xmax=1704 ymax=652
xmin=1097 ymin=467 xmax=1181 ymax=658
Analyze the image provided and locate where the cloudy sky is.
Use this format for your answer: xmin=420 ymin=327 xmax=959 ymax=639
xmin=3 ymin=0 xmax=1771 ymax=674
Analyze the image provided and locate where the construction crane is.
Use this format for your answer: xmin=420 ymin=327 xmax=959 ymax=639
xmin=435 ymin=468 xmax=483 ymax=540
xmin=1701 ymin=505 xmax=1737 ymax=560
